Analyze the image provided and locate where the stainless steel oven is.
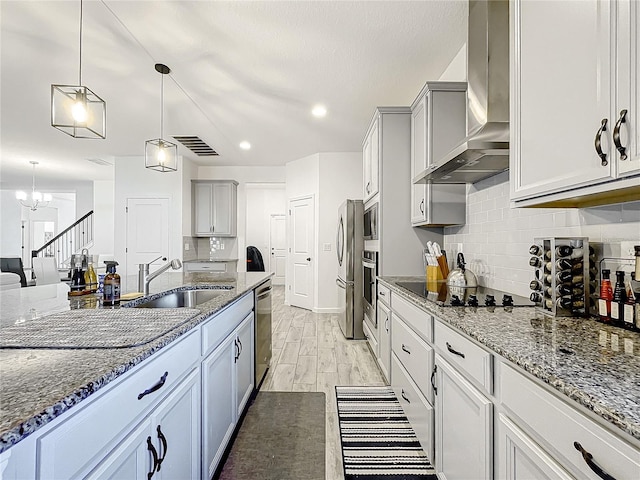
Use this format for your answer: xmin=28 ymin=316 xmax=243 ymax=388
xmin=362 ymin=250 xmax=378 ymax=332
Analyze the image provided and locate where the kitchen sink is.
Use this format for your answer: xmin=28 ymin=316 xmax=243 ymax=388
xmin=134 ymin=289 xmax=228 ymax=308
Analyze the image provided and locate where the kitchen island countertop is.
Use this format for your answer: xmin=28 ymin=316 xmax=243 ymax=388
xmin=0 ymin=271 xmax=271 ymax=453
xmin=380 ymin=276 xmax=640 ymax=444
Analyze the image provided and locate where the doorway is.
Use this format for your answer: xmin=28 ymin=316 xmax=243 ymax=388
xmin=125 ymin=198 xmax=169 ymax=276
xmin=269 ymin=214 xmax=286 ymax=285
xmin=288 ymin=195 xmax=314 ymax=311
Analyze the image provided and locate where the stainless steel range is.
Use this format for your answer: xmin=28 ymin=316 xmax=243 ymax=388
xmin=396 ymin=281 xmax=532 ymax=308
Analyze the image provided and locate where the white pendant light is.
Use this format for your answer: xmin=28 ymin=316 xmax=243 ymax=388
xmin=51 ymin=0 xmax=106 ymax=139
xmin=16 ymin=162 xmax=52 ymax=211
xmin=145 ymin=63 xmax=178 ymax=173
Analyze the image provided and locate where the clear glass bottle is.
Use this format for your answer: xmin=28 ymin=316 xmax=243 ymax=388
xmin=87 ymin=260 xmax=98 ymax=292
xmin=70 ymin=261 xmax=86 ymax=292
xmin=598 ymin=269 xmax=613 ymax=323
xmin=623 ymin=278 xmax=636 ymax=329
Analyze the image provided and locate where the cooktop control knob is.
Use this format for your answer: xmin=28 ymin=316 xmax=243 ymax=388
xmin=502 ymin=295 xmax=514 ymax=307
xmin=485 ymin=295 xmax=496 ymax=307
xmin=467 ymin=295 xmax=478 ymax=307
xmin=450 ymin=295 xmax=464 ymax=307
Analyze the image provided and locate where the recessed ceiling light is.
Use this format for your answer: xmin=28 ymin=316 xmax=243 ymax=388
xmin=312 ymin=105 xmax=327 ymax=118
xmin=239 ymin=141 xmax=251 ymax=150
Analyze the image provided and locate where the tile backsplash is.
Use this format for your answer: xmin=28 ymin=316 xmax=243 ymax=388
xmin=443 ymin=172 xmax=640 ymax=297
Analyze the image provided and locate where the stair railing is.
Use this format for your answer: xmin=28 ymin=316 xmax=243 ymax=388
xmin=32 ymin=210 xmax=94 ymax=271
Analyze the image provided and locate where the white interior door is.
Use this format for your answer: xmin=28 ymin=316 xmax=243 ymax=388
xmin=288 ymin=196 xmax=314 ymax=310
xmin=269 ymin=214 xmax=286 ymax=285
xmin=125 ymin=198 xmax=169 ymax=276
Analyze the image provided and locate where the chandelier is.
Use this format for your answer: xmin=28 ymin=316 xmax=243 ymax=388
xmin=16 ymin=162 xmax=52 ymax=211
xmin=51 ymin=0 xmax=106 ymax=139
xmin=145 ymin=63 xmax=178 ymax=172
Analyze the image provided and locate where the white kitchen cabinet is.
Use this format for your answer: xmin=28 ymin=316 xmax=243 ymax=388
xmin=202 ymin=310 xmax=255 ymax=479
xmin=89 ymin=368 xmax=200 ymax=480
xmin=192 ymin=180 xmax=238 ymax=237
xmin=497 ymin=413 xmax=574 ymax=480
xmin=202 ymin=332 xmax=236 ymax=480
xmin=500 ymin=363 xmax=640 ymax=480
xmin=435 ymin=354 xmax=493 ymax=480
xmin=235 ymin=312 xmax=255 ymax=417
xmin=376 ymin=299 xmax=391 ymax=383
xmin=410 ymin=82 xmax=467 ymax=226
xmin=510 ymin=0 xmax=640 ymax=207
xmin=363 ymin=116 xmax=380 ymax=203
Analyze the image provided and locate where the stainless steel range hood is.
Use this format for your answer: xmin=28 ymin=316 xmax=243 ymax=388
xmin=414 ymin=0 xmax=509 ymax=184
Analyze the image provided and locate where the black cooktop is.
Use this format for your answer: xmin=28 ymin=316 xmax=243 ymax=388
xmin=396 ymin=281 xmax=532 ymax=308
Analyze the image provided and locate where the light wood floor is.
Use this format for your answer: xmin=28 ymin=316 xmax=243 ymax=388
xmin=261 ymin=286 xmax=386 ymax=480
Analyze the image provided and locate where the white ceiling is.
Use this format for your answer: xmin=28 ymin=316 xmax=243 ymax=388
xmin=0 ymin=0 xmax=467 ymax=190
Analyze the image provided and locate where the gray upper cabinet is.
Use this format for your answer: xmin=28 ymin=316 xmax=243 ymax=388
xmin=192 ymin=180 xmax=238 ymax=237
xmin=410 ymin=82 xmax=467 ymax=226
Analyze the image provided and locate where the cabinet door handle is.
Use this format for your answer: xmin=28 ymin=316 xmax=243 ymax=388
xmin=366 ymin=182 xmax=371 ymax=194
xmin=146 ymin=436 xmax=159 ymax=480
xmin=573 ymin=442 xmax=617 ymax=480
xmin=138 ymin=372 xmax=168 ymax=400
xmin=384 ymin=315 xmax=389 ymax=332
xmin=401 ymin=344 xmax=411 ymax=354
xmin=594 ymin=118 xmax=609 ymax=166
xmin=612 ymin=109 xmax=628 ymax=160
xmin=431 ymin=365 xmax=438 ymax=395
xmin=446 ymin=342 xmax=465 ymax=358
xmin=237 ymin=336 xmax=243 ymax=356
xmin=234 ymin=339 xmax=239 ymax=363
xmin=401 ymin=389 xmax=410 ymax=404
xmin=156 ymin=425 xmax=168 ymax=470
xmin=419 ymin=198 xmax=424 ymax=214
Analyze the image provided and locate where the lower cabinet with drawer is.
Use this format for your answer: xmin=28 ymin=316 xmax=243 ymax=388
xmin=499 ymin=363 xmax=640 ymax=480
xmin=0 ymin=290 xmax=256 ymax=480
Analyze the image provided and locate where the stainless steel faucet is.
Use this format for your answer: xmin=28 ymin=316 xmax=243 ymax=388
xmin=138 ymin=256 xmax=183 ymax=295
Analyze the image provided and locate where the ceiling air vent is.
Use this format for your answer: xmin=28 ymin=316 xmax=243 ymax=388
xmin=172 ymin=135 xmax=219 ymax=156
xmin=85 ymin=157 xmax=113 ymax=166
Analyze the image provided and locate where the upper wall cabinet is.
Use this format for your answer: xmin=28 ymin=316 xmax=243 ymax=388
xmin=510 ymin=0 xmax=640 ymax=208
xmin=192 ymin=180 xmax=238 ymax=237
xmin=410 ymin=82 xmax=467 ymax=226
xmin=363 ymin=116 xmax=380 ymax=204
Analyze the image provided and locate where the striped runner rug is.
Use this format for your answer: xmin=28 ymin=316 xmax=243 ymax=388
xmin=335 ymin=386 xmax=437 ymax=480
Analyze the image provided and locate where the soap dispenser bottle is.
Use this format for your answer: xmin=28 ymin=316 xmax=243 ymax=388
xmin=103 ymin=261 xmax=121 ymax=306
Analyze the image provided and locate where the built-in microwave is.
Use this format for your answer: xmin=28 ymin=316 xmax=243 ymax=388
xmin=363 ymin=203 xmax=378 ymax=240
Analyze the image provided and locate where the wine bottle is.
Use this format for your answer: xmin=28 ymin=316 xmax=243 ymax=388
xmin=529 ymin=245 xmax=543 ymax=256
xmin=611 ymin=271 xmax=627 ymax=325
xmin=598 ymin=269 xmax=613 ymax=323
xmin=530 ymin=280 xmax=542 ymax=291
xmin=623 ymin=280 xmax=636 ymax=328
xmin=555 ymin=245 xmax=573 ymax=257
xmin=530 ymin=256 xmax=543 ymax=268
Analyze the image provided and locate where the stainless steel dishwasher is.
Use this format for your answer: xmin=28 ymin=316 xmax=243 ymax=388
xmin=254 ymin=280 xmax=272 ymax=389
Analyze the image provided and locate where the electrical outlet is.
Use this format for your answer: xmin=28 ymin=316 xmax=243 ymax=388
xmin=220 ymin=243 xmax=225 ymax=250
xmin=184 ymin=243 xmax=189 ymax=251
xmin=621 ymin=241 xmax=636 ymax=258
xmin=323 ymin=243 xmax=331 ymax=251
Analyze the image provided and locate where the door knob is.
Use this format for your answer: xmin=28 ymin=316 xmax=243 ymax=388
xmin=306 ymin=257 xmax=311 ymax=261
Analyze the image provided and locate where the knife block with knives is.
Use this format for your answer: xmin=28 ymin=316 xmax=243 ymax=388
xmin=424 ymin=242 xmax=448 ymax=289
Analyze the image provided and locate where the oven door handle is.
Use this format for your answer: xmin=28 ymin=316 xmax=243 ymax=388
xmin=336 ymin=277 xmax=354 ymax=289
xmin=362 ymin=259 xmax=376 ymax=267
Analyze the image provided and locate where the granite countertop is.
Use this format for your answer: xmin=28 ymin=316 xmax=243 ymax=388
xmin=379 ymin=276 xmax=640 ymax=443
xmin=0 ymin=271 xmax=272 ymax=453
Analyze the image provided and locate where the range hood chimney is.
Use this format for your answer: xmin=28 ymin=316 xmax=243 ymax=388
xmin=414 ymin=0 xmax=509 ymax=184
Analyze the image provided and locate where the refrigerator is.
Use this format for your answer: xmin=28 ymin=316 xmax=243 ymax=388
xmin=336 ymin=199 xmax=365 ymax=339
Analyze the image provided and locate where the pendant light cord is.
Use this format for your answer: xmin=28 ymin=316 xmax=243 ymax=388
xmin=78 ymin=0 xmax=83 ymax=86
xmin=160 ymin=72 xmax=164 ymax=139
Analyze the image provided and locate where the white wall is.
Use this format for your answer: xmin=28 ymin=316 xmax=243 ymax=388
xmin=443 ymin=172 xmax=640 ymax=297
xmin=245 ymin=184 xmax=286 ymax=273
xmin=285 ymin=152 xmax=362 ymax=312
xmin=75 ymin=183 xmax=94 ymax=219
xmin=197 ymin=165 xmax=286 ymax=268
xmin=92 ymin=180 xmax=115 ymax=260
xmin=0 ymin=190 xmax=24 ymax=257
xmin=318 ymin=152 xmax=362 ymax=311
xmin=438 ymin=43 xmax=467 ymax=81
xmin=114 ymin=156 xmax=186 ymax=281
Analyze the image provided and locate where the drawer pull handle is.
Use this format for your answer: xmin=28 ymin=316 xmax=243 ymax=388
xmin=401 ymin=344 xmax=411 ymax=354
xmin=431 ymin=365 xmax=437 ymax=396
xmin=146 ymin=436 xmax=159 ymax=480
xmin=156 ymin=425 xmax=168 ymax=470
xmin=446 ymin=342 xmax=465 ymax=358
xmin=594 ymin=118 xmax=609 ymax=166
xmin=573 ymin=442 xmax=617 ymax=480
xmin=138 ymin=372 xmax=169 ymax=400
xmin=401 ymin=389 xmax=410 ymax=404
xmin=612 ymin=109 xmax=628 ymax=160
xmin=234 ymin=339 xmax=240 ymax=363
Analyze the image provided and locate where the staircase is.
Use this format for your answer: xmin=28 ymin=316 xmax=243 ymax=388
xmin=32 ymin=210 xmax=94 ymax=270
